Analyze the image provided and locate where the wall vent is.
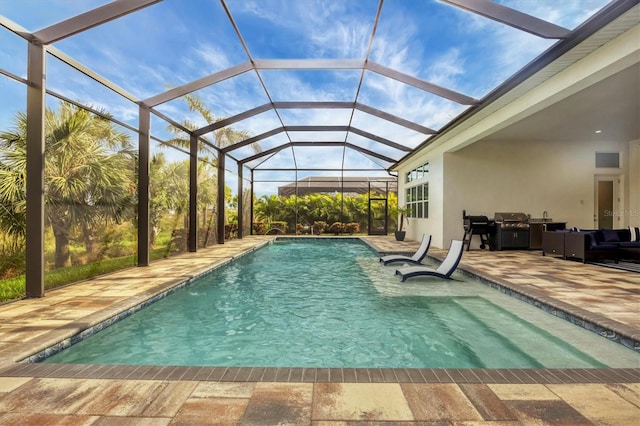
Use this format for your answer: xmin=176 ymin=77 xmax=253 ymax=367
xmin=595 ymin=152 xmax=620 ymax=168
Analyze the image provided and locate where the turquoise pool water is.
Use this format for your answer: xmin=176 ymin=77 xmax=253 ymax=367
xmin=43 ymin=239 xmax=638 ymax=368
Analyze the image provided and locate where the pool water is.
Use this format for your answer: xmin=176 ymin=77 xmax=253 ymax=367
xmin=43 ymin=239 xmax=639 ymax=368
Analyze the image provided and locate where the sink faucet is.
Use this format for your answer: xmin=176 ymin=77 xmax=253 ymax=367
xmin=543 ymin=211 xmax=548 ymax=219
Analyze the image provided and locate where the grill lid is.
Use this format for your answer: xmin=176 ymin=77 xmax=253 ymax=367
xmin=494 ymin=212 xmax=529 ymax=223
xmin=464 ymin=215 xmax=489 ymax=223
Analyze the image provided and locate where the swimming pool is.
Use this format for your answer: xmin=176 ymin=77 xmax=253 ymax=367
xmin=42 ymin=238 xmax=639 ymax=368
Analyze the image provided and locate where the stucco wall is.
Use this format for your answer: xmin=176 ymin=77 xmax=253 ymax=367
xmin=399 ymin=137 xmax=639 ymax=249
xmin=441 ymin=137 xmax=638 ymax=246
xmin=401 ymin=155 xmax=445 ymax=247
xmin=628 ymin=139 xmax=640 ymax=225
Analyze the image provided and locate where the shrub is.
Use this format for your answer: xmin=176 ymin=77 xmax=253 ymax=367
xmin=225 ymin=223 xmax=238 ymax=240
xmin=0 ymin=249 xmax=25 ymax=280
xmin=344 ymin=222 xmax=359 ymax=234
xmin=253 ymin=222 xmax=266 ymax=235
xmin=312 ymin=221 xmax=327 ymax=234
xmin=269 ymin=221 xmax=288 ymax=234
xmin=0 ymin=275 xmax=25 ymax=302
xmin=0 ymin=233 xmax=25 ymax=279
xmin=328 ymin=222 xmax=344 ymax=235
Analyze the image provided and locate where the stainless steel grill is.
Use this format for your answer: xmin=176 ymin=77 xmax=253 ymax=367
xmin=493 ymin=212 xmax=530 ymax=250
xmin=494 ymin=212 xmax=530 ymax=228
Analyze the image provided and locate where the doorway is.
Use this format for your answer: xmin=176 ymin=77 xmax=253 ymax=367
xmin=594 ymin=175 xmax=622 ymax=229
xmin=368 ymin=198 xmax=388 ymax=235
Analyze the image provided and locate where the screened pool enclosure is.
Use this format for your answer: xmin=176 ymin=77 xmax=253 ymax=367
xmin=0 ymin=0 xmax=632 ymax=297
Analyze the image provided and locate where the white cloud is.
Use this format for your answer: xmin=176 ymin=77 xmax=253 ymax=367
xmin=234 ymin=0 xmax=374 ymax=58
xmin=309 ymin=20 xmax=371 ymax=58
xmin=497 ymin=0 xmax=610 ymax=29
xmin=369 ymin=10 xmax=420 ymax=75
xmin=426 ymin=49 xmax=465 ymax=89
xmin=192 ymin=43 xmax=233 ymax=72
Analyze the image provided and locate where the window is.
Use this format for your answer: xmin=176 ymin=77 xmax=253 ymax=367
xmin=406 ymin=162 xmax=429 ymax=183
xmin=405 ymin=182 xmax=428 ymax=219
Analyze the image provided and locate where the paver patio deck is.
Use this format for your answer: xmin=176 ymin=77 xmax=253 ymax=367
xmin=1 ymin=235 xmax=638 ymax=425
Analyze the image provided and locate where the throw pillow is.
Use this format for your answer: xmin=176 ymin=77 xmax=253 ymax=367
xmin=629 ymin=226 xmax=639 ymax=242
xmin=601 ymin=229 xmax=620 ymax=242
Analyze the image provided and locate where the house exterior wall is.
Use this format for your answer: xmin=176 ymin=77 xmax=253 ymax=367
xmin=401 ymin=136 xmax=639 ymax=249
xmin=398 ymin=154 xmax=444 ymax=247
xmin=444 ymin=137 xmax=638 ymax=245
xmin=628 ymin=139 xmax=640 ymax=225
xmin=395 ymin=24 xmax=639 ymax=249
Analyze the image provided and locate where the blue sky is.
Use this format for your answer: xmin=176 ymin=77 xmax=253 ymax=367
xmin=0 ymin=0 xmax=610 ymax=194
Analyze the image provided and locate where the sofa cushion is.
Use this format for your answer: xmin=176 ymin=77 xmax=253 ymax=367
xmin=585 ymin=232 xmax=603 ymax=249
xmin=590 ymin=243 xmax=619 ymax=251
xmin=601 ymin=229 xmax=620 ymax=242
xmin=617 ymin=241 xmax=640 ymax=249
xmin=630 ymin=226 xmax=640 ymax=242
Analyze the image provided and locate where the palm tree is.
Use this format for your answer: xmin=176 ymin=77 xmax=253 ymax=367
xmin=160 ymin=93 xmax=262 ymax=239
xmin=254 ymin=194 xmax=282 ymax=228
xmin=197 ymin=159 xmax=218 ymax=246
xmin=0 ymin=102 xmax=135 ymax=268
xmin=0 ymin=116 xmax=27 ymax=239
xmin=148 ymin=153 xmax=189 ymax=249
xmin=166 ymin=93 xmax=260 ymax=153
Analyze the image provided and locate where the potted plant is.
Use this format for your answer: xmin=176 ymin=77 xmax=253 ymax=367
xmin=395 ymin=206 xmax=410 ymax=241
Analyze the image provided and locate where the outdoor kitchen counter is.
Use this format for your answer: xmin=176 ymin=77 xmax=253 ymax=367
xmin=529 ymin=220 xmax=567 ymax=249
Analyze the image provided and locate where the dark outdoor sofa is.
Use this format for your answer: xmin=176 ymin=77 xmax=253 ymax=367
xmin=542 ymin=227 xmax=640 ymax=263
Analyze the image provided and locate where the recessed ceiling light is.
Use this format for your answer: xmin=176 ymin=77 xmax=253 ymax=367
xmin=595 ymin=130 xmax=602 ymax=134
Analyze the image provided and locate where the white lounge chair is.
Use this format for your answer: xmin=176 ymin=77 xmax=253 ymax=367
xmin=379 ymin=234 xmax=432 ymax=266
xmin=395 ymin=240 xmax=464 ymax=282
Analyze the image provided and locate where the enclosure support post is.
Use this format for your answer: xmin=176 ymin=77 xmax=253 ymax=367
xmin=250 ymin=170 xmax=255 ymax=235
xmin=217 ymin=154 xmax=225 ymax=244
xmin=237 ymin=163 xmax=243 ymax=239
xmin=25 ymin=41 xmax=46 ymax=298
xmin=137 ymin=106 xmax=151 ymax=266
xmin=188 ymin=134 xmax=198 ymax=251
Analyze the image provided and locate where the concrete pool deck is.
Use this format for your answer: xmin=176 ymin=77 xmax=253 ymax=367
xmin=0 ymin=235 xmax=638 ymax=424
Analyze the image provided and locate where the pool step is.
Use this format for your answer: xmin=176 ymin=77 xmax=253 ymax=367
xmin=454 ymin=298 xmax=604 ymax=368
xmin=426 ymin=300 xmax=541 ymax=368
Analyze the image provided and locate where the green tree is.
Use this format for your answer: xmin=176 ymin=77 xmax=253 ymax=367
xmin=197 ymin=159 xmax=218 ymax=245
xmin=0 ymin=102 xmax=135 ymax=268
xmin=252 ymin=191 xmax=397 ymax=235
xmin=161 ymin=93 xmax=261 ymax=239
xmin=0 ymin=116 xmax=27 ymax=239
xmin=254 ymin=194 xmax=283 ymax=227
xmin=149 ymin=154 xmax=190 ymax=249
xmin=176 ymin=93 xmax=259 ymax=152
xmin=0 ymin=118 xmax=27 ymax=277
